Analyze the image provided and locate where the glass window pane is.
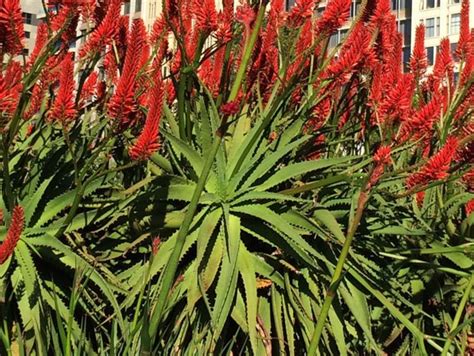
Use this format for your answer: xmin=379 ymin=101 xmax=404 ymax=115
xmin=426 ymin=18 xmax=435 ymax=37
xmin=426 ymin=47 xmax=435 ymax=65
xmin=451 ymin=14 xmax=460 ymax=34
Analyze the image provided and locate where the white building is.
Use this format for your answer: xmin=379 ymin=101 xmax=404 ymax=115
xmin=19 ymin=0 xmax=46 ymax=57
xmin=411 ymin=0 xmax=474 ymax=67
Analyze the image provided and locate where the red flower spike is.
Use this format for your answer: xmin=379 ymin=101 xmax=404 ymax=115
xmin=51 ymin=5 xmax=78 ymax=47
xmin=150 ymin=15 xmax=168 ymax=45
xmin=0 ymin=205 xmax=24 ymax=265
xmin=80 ymin=71 xmax=99 ymax=107
xmin=377 ymin=73 xmax=414 ymax=124
xmin=79 ymin=0 xmax=122 ymax=58
xmin=406 ymin=136 xmax=459 ymax=189
xmin=129 ymin=70 xmax=164 ymax=161
xmin=410 ymin=24 xmax=428 ymax=78
xmin=0 ymin=0 xmax=25 ymax=55
xmin=48 ymin=54 xmax=77 ymax=124
xmin=316 ymin=0 xmax=351 ymax=36
xmin=398 ymin=96 xmax=441 ymax=142
xmin=369 ymin=145 xmax=392 ymax=188
xmin=432 ymin=38 xmax=454 ymax=90
xmin=369 ymin=0 xmax=391 ymax=27
xmin=220 ymin=100 xmax=240 ymax=116
xmin=456 ymin=0 xmax=470 ymax=58
xmin=215 ymin=10 xmax=233 ymax=44
xmin=287 ymin=0 xmax=317 ymax=28
xmin=466 ymin=200 xmax=474 ymax=215
xmin=152 ymin=236 xmax=161 ymax=256
xmin=236 ymin=3 xmax=256 ymax=38
xmin=192 ymin=0 xmax=218 ymax=35
xmin=28 ymin=22 xmax=48 ymax=67
xmin=108 ymin=18 xmax=148 ymax=128
xmin=0 ymin=61 xmax=23 ymax=118
xmin=374 ymin=146 xmax=392 ymax=165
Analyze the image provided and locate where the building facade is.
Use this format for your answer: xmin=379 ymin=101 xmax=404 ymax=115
xmin=18 ymin=0 xmax=474 ymax=68
xmin=286 ymin=0 xmax=474 ymax=71
xmin=19 ymin=0 xmax=46 ymax=57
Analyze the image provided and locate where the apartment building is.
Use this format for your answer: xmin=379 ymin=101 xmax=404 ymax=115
xmin=18 ymin=1 xmax=163 ymax=58
xmin=412 ymin=0 xmax=474 ymax=67
xmin=286 ymin=0 xmax=473 ymax=71
xmin=19 ymin=0 xmax=46 ymax=57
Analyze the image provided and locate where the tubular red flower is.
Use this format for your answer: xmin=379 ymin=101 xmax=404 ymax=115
xmin=152 ymin=236 xmax=161 ymax=256
xmin=28 ymin=22 xmax=49 ymax=67
xmin=220 ymin=100 xmax=240 ymax=116
xmin=377 ymin=73 xmax=414 ymax=124
xmin=0 ymin=205 xmax=24 ymax=265
xmin=466 ymin=200 xmax=474 ymax=215
xmin=48 ymin=54 xmax=77 ymax=124
xmin=410 ymin=24 xmax=428 ymax=78
xmin=324 ymin=23 xmax=372 ymax=86
xmin=456 ymin=0 xmax=470 ymax=58
xmin=398 ymin=96 xmax=441 ymax=142
xmin=287 ymin=0 xmax=317 ymax=28
xmin=108 ymin=18 xmax=148 ymax=128
xmin=369 ymin=145 xmax=392 ymax=188
xmin=316 ymin=0 xmax=351 ymax=36
xmin=79 ymin=0 xmax=122 ymax=58
xmin=80 ymin=71 xmax=99 ymax=107
xmin=129 ymin=71 xmax=164 ymax=161
xmin=432 ymin=38 xmax=454 ymax=90
xmin=215 ymin=10 xmax=233 ymax=44
xmin=369 ymin=0 xmax=391 ymax=27
xmin=236 ymin=3 xmax=256 ymax=38
xmin=0 ymin=60 xmax=22 ymax=116
xmin=374 ymin=146 xmax=392 ymax=165
xmin=51 ymin=4 xmax=78 ymax=47
xmin=192 ymin=0 xmax=218 ymax=34
xmin=150 ymin=15 xmax=168 ymax=45
xmin=406 ymin=136 xmax=459 ymax=188
xmin=0 ymin=0 xmax=25 ymax=55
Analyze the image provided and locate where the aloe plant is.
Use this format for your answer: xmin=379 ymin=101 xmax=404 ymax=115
xmin=0 ymin=0 xmax=473 ymax=354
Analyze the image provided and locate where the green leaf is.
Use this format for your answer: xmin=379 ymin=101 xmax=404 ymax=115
xmin=255 ymin=157 xmax=354 ymax=191
xmin=238 ymin=243 xmax=258 ymax=354
xmin=212 ymin=213 xmax=240 ymax=340
xmin=238 ymin=136 xmax=310 ymax=191
xmin=313 ymin=209 xmax=346 ymax=243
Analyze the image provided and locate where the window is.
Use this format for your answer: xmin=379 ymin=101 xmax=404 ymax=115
xmin=450 ymin=13 xmax=461 ymax=34
xmin=426 ymin=46 xmax=435 ymax=65
xmin=394 ymin=0 xmax=411 ymax=8
xmin=25 ymin=31 xmax=30 ymax=39
xmin=436 ymin=16 xmax=440 ymax=36
xmin=124 ymin=1 xmax=130 ymax=14
xmin=400 ymin=20 xmax=411 ymax=46
xmin=425 ymin=0 xmax=440 ymax=8
xmin=350 ymin=2 xmax=361 ymax=18
xmin=22 ymin=12 xmax=32 ymax=25
xmin=329 ymin=33 xmax=339 ymax=48
xmin=340 ymin=29 xmax=349 ymax=41
xmin=22 ymin=48 xmax=29 ymax=56
xmin=425 ymin=18 xmax=435 ymax=37
xmin=136 ymin=0 xmax=142 ymax=12
xmin=451 ymin=42 xmax=459 ymax=61
xmin=403 ymin=47 xmax=411 ymax=71
xmin=451 ymin=0 xmax=460 ymax=3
